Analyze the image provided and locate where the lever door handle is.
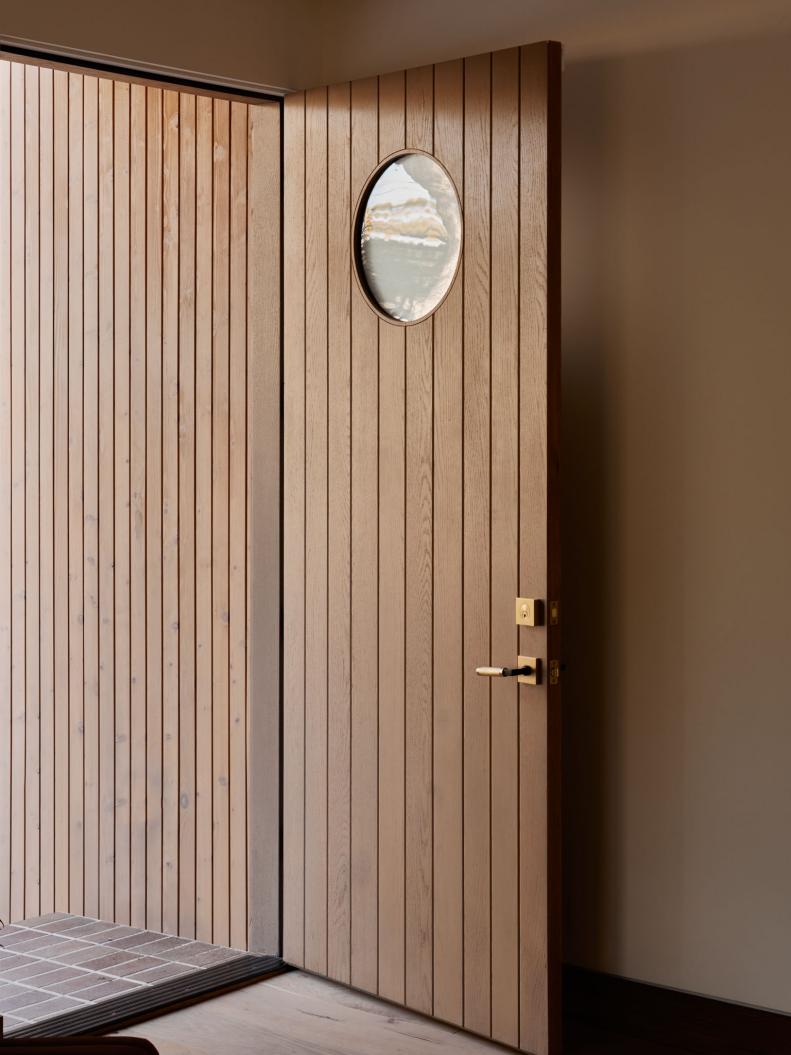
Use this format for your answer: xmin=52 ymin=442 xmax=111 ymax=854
xmin=475 ymin=656 xmax=540 ymax=686
xmin=476 ymin=665 xmax=533 ymax=678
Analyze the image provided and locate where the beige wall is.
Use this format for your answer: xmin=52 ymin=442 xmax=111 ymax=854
xmin=4 ymin=0 xmax=791 ymax=1017
xmin=561 ymin=30 xmax=791 ymax=1012
xmin=0 ymin=0 xmax=319 ymax=90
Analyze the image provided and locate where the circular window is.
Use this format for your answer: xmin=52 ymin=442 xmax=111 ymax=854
xmin=355 ymin=152 xmax=462 ymax=324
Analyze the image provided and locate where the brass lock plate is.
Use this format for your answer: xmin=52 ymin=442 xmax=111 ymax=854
xmin=515 ymin=597 xmax=543 ymax=627
xmin=517 ymin=656 xmax=540 ymax=686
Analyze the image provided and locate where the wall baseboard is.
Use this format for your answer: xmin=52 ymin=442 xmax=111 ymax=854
xmin=564 ymin=966 xmax=791 ymax=1054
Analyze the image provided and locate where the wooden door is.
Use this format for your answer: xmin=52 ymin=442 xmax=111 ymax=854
xmin=283 ymin=42 xmax=561 ymax=1054
xmin=0 ymin=55 xmax=281 ymax=953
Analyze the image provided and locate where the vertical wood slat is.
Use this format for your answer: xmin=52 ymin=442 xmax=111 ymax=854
xmin=97 ymin=73 xmax=115 ymax=924
xmin=83 ymin=73 xmax=100 ymax=921
xmin=161 ymin=87 xmax=180 ymax=938
xmin=39 ymin=65 xmax=56 ymax=916
xmin=246 ymin=100 xmax=281 ymax=956
xmin=282 ymin=90 xmax=306 ymax=967
xmin=404 ymin=63 xmax=434 ymax=1017
xmin=145 ymin=84 xmax=164 ymax=934
xmin=52 ymin=67 xmax=69 ymax=914
xmin=178 ymin=89 xmax=197 ymax=941
xmin=211 ymin=96 xmax=231 ymax=948
xmin=129 ymin=81 xmax=147 ymax=930
xmin=194 ymin=91 xmax=213 ymax=944
xmin=349 ymin=75 xmax=378 ymax=995
xmin=283 ymin=41 xmax=560 ymax=1055
xmin=228 ymin=100 xmax=248 ymax=951
xmin=114 ymin=78 xmax=132 ymax=927
xmin=327 ymin=80 xmax=352 ymax=985
xmin=10 ymin=58 xmax=26 ymax=922
xmin=463 ymin=51 xmax=492 ymax=1039
xmin=9 ymin=61 xmax=24 ymax=928
xmin=0 ymin=60 xmax=11 ymax=925
xmin=304 ymin=85 xmax=329 ymax=976
xmin=519 ymin=43 xmax=562 ymax=1055
xmin=1 ymin=58 xmax=279 ymax=952
xmin=432 ymin=55 xmax=464 ymax=1030
xmin=24 ymin=61 xmax=41 ymax=920
xmin=490 ymin=47 xmax=521 ymax=1050
xmin=68 ymin=70 xmax=86 ymax=919
xmin=376 ymin=68 xmax=406 ymax=1008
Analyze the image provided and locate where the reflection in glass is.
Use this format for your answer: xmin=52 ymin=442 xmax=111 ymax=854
xmin=358 ymin=153 xmax=462 ymax=323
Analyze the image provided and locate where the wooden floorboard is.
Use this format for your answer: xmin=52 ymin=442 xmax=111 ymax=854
xmin=117 ymin=967 xmax=791 ymax=1055
xmin=118 ymin=971 xmax=512 ymax=1055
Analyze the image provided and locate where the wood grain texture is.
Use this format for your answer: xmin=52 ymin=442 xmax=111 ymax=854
xmin=404 ymin=63 xmax=434 ymax=1017
xmin=0 ymin=60 xmax=11 ymax=925
xmin=349 ymin=75 xmax=379 ymax=995
xmin=0 ymin=56 xmax=281 ymax=954
xmin=246 ymin=99 xmax=281 ymax=956
xmin=52 ymin=67 xmax=69 ymax=915
xmin=462 ymin=50 xmax=492 ymax=1038
xmin=431 ymin=56 xmax=464 ymax=1031
xmin=282 ymin=89 xmax=306 ymax=967
xmin=283 ymin=42 xmax=561 ymax=1054
xmin=490 ymin=47 xmax=520 ymax=1050
xmin=304 ymin=85 xmax=329 ymax=976
xmin=376 ymin=68 xmax=406 ymax=1008
xmin=327 ymin=80 xmax=352 ymax=985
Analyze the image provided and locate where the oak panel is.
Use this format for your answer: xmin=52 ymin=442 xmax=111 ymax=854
xmin=284 ymin=42 xmax=561 ymax=1055
xmin=0 ymin=57 xmax=280 ymax=953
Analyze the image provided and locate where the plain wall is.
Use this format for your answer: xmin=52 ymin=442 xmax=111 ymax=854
xmin=562 ymin=30 xmax=791 ymax=1012
xmin=0 ymin=0 xmax=320 ymax=90
xmin=4 ymin=0 xmax=791 ymax=1018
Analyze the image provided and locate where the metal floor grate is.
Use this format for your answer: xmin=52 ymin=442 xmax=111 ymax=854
xmin=0 ymin=914 xmax=283 ymax=1038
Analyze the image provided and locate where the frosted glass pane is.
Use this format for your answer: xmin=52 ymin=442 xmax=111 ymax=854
xmin=357 ymin=153 xmax=462 ymax=323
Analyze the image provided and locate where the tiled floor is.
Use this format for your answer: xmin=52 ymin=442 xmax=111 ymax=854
xmin=0 ymin=913 xmax=247 ymax=1035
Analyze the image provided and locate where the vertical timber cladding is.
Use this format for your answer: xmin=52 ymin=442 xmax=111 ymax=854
xmin=0 ymin=55 xmax=281 ymax=953
xmin=283 ymin=43 xmax=561 ymax=1054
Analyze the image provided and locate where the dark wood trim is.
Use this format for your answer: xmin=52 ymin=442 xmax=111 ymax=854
xmin=564 ymin=966 xmax=791 ymax=1055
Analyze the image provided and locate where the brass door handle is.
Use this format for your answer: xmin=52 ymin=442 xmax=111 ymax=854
xmin=475 ymin=656 xmax=540 ymax=686
xmin=476 ymin=665 xmax=533 ymax=678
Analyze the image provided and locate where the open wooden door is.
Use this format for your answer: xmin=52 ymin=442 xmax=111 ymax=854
xmin=282 ymin=42 xmax=561 ymax=1054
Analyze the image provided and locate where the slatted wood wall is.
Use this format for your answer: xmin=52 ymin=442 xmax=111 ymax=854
xmin=0 ymin=55 xmax=281 ymax=952
xmin=283 ymin=43 xmax=561 ymax=1054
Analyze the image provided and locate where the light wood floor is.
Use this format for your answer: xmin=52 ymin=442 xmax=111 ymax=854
xmin=116 ymin=969 xmax=510 ymax=1055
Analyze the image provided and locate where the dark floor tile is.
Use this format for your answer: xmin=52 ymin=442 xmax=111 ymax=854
xmin=34 ymin=966 xmax=93 ymax=989
xmin=166 ymin=942 xmax=243 ymax=967
xmin=129 ymin=962 xmax=196 ymax=984
xmin=0 ymin=930 xmax=39 ymax=947
xmin=36 ymin=937 xmax=97 ymax=958
xmin=73 ymin=978 xmax=141 ymax=1002
xmin=0 ymin=1014 xmax=26 ymax=1031
xmin=102 ymin=955 xmax=169 ymax=978
xmin=40 ymin=973 xmax=114 ymax=996
xmin=0 ymin=925 xmax=26 ymax=937
xmin=0 ymin=961 xmax=76 ymax=982
xmin=103 ymin=931 xmax=166 ymax=951
xmin=0 ymin=952 xmax=36 ymax=972
xmin=14 ymin=913 xmax=70 ymax=928
xmin=50 ymin=944 xmax=113 ymax=965
xmin=34 ymin=917 xmax=95 ymax=935
xmin=0 ymin=988 xmax=53 ymax=1013
xmin=6 ymin=934 xmax=69 ymax=954
xmin=89 ymin=926 xmax=144 ymax=943
xmin=15 ymin=994 xmax=86 ymax=1021
xmin=59 ymin=921 xmax=119 ymax=939
xmin=73 ymin=951 xmax=137 ymax=973
xmin=130 ymin=935 xmax=191 ymax=956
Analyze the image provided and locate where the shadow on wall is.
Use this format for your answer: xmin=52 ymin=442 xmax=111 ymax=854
xmin=561 ymin=29 xmax=791 ymax=1012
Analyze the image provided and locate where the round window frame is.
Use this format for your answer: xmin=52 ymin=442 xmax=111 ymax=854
xmin=351 ymin=148 xmax=464 ymax=327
